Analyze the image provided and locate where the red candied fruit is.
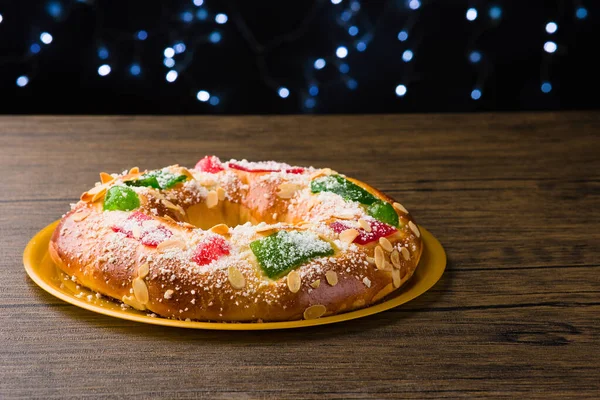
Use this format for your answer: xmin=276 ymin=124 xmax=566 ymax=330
xmin=228 ymin=162 xmax=304 ymax=174
xmin=330 ymin=220 xmax=397 ymax=245
xmin=192 ymin=236 xmax=230 ymax=266
xmin=140 ymin=225 xmax=172 ymax=247
xmin=195 ymin=155 xmax=225 ymax=173
xmin=111 ymin=211 xmax=172 ymax=247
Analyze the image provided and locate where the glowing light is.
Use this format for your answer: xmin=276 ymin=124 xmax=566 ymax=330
xmin=541 ymin=82 xmax=552 ymax=93
xmin=136 ymin=30 xmax=148 ymax=40
xmin=164 ymin=57 xmax=175 ymax=68
xmin=182 ymin=11 xmax=194 ymax=22
xmin=197 ymin=90 xmax=210 ymax=102
xmin=309 ymin=85 xmax=319 ymax=96
xmin=305 ymin=98 xmax=316 ymax=109
xmin=397 ymin=30 xmax=408 ymax=41
xmin=395 ymin=84 xmax=407 ymax=97
xmin=339 ymin=63 xmax=350 ymax=73
xmin=209 ymin=96 xmax=220 ymax=105
xmin=209 ymin=31 xmax=222 ymax=43
xmin=40 ymin=32 xmax=53 ymax=44
xmin=47 ymin=2 xmax=62 ymax=18
xmin=341 ymin=11 xmax=352 ymax=22
xmin=336 ymin=46 xmax=348 ymax=58
xmin=346 ymin=79 xmax=358 ymax=90
xmin=402 ymin=49 xmax=413 ymax=62
xmin=408 ymin=0 xmax=421 ymax=10
xmin=98 ymin=64 xmax=111 ymax=76
xmin=576 ymin=7 xmax=587 ymax=19
xmin=193 ymin=0 xmax=204 ymax=6
xmin=545 ymin=22 xmax=557 ymax=34
xmin=489 ymin=6 xmax=502 ymax=20
xmin=348 ymin=26 xmax=359 ymax=36
xmin=0 ymin=14 xmax=3 ymax=24
xmin=356 ymin=41 xmax=367 ymax=51
xmin=196 ymin=9 xmax=208 ymax=20
xmin=130 ymin=64 xmax=141 ymax=76
xmin=166 ymin=70 xmax=178 ymax=82
xmin=331 ymin=0 xmax=342 ymax=4
xmin=98 ymin=47 xmax=109 ymax=60
xmin=174 ymin=42 xmax=186 ymax=53
xmin=314 ymin=58 xmax=326 ymax=69
xmin=16 ymin=76 xmax=29 ymax=87
xmin=215 ymin=13 xmax=228 ymax=24
xmin=469 ymin=51 xmax=482 ymax=63
xmin=164 ymin=47 xmax=175 ymax=58
xmin=30 ymin=43 xmax=41 ymax=54
xmin=466 ymin=8 xmax=478 ymax=21
xmin=278 ymin=87 xmax=290 ymax=98
xmin=471 ymin=89 xmax=482 ymax=100
xmin=350 ymin=1 xmax=360 ymax=11
xmin=544 ymin=41 xmax=557 ymax=53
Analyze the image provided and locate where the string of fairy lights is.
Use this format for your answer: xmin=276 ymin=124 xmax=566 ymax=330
xmin=0 ymin=0 xmax=592 ymax=111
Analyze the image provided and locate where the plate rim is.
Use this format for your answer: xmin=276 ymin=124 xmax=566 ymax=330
xmin=23 ymin=220 xmax=446 ymax=330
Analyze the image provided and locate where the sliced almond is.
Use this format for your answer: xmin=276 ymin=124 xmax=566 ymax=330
xmin=393 ymin=202 xmax=408 ymax=214
xmin=99 ymin=172 xmax=114 ymax=184
xmin=339 ymin=228 xmax=359 ymax=244
xmin=374 ymin=246 xmax=385 ymax=270
xmin=383 ymin=261 xmax=393 ymax=271
xmin=132 ymin=277 xmax=149 ymax=304
xmin=156 ymin=238 xmax=186 ymax=252
xmin=333 ymin=213 xmax=355 ymax=220
xmin=408 ymin=221 xmax=420 ymax=238
xmin=131 ymin=225 xmax=141 ymax=239
xmin=287 ymin=270 xmax=301 ymax=293
xmin=122 ymin=295 xmax=146 ymax=311
xmin=162 ymin=199 xmax=185 ymax=215
xmin=358 ymin=219 xmax=372 ymax=232
xmin=210 ymin=223 xmax=230 ymax=235
xmin=379 ymin=237 xmax=393 ymax=252
xmin=80 ymin=184 xmax=108 ymax=203
xmin=216 ymin=187 xmax=226 ymax=201
xmin=277 ymin=183 xmax=301 ymax=199
xmin=72 ymin=209 xmax=91 ymax=222
xmin=366 ymin=256 xmax=375 ymax=265
xmin=199 ymin=178 xmax=217 ymax=187
xmin=138 ymin=262 xmax=150 ymax=279
xmin=310 ymin=279 xmax=321 ymax=289
xmin=178 ymin=167 xmax=195 ymax=180
xmin=401 ymin=247 xmax=411 ymax=261
xmin=303 ymin=304 xmax=327 ymax=320
xmin=392 ymin=268 xmax=401 ymax=288
xmin=91 ymin=187 xmax=107 ymax=203
xmin=325 ymin=271 xmax=338 ymax=286
xmin=309 ymin=168 xmax=334 ymax=180
xmin=228 ymin=266 xmax=246 ymax=289
xmin=206 ymin=190 xmax=219 ymax=208
xmin=390 ymin=249 xmax=401 ymax=269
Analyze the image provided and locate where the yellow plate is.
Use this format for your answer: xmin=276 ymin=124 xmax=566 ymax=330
xmin=24 ymin=220 xmax=446 ymax=330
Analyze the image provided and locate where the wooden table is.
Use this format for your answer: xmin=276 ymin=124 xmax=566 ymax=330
xmin=1 ymin=112 xmax=598 ymax=399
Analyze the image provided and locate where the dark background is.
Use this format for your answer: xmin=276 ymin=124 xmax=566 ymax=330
xmin=1 ymin=0 xmax=598 ymax=114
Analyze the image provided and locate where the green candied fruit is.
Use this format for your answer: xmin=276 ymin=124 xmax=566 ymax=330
xmin=366 ymin=200 xmax=400 ymax=227
xmin=310 ymin=174 xmax=377 ymax=205
xmin=124 ymin=170 xmax=187 ymax=190
xmin=250 ymin=230 xmax=334 ymax=279
xmin=103 ymin=186 xmax=140 ymax=211
xmin=125 ymin=175 xmax=160 ymax=189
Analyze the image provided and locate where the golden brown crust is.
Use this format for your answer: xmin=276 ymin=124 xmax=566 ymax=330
xmin=49 ymin=162 xmax=423 ymax=322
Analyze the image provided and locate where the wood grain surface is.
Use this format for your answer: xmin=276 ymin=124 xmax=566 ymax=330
xmin=1 ymin=112 xmax=598 ymax=399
